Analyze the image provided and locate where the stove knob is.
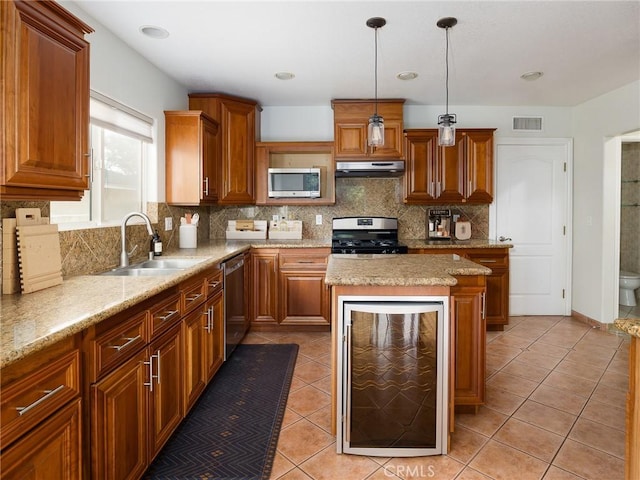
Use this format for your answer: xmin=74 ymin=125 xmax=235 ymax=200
xmin=350 ymin=248 xmax=356 ymax=254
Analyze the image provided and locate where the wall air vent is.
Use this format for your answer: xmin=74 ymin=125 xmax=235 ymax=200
xmin=512 ymin=116 xmax=543 ymax=131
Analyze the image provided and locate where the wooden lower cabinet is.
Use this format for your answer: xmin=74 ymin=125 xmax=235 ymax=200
xmin=626 ymin=336 xmax=639 ymax=480
xmin=410 ymin=248 xmax=510 ymax=330
xmin=182 ymin=289 xmax=224 ymax=414
xmin=0 ymin=399 xmax=83 ymax=480
xmin=451 ymin=276 xmax=486 ymax=411
xmin=91 ymin=349 xmax=148 ymax=480
xmin=148 ymin=325 xmax=183 ymax=459
xmin=0 ymin=336 xmax=82 ymax=480
xmin=279 ymin=270 xmax=330 ymax=326
xmin=250 ymin=250 xmax=280 ymax=327
xmin=250 ymin=248 xmax=330 ymax=330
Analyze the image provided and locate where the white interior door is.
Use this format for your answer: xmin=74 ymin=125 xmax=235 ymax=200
xmin=494 ymin=138 xmax=572 ymax=315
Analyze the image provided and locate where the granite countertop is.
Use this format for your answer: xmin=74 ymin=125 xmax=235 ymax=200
xmin=0 ymin=240 xmax=250 ymax=369
xmin=325 ymin=253 xmax=492 ymax=286
xmin=402 ymin=238 xmax=513 ymax=249
xmin=614 ymin=318 xmax=640 ymax=338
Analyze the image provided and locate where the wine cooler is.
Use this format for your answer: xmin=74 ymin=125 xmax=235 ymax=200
xmin=337 ymin=296 xmax=449 ymax=457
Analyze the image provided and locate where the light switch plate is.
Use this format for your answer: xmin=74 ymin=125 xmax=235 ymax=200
xmin=165 ymin=217 xmax=173 ymax=231
xmin=315 ymin=214 xmax=322 ymax=225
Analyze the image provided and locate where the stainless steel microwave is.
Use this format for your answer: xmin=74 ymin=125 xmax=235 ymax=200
xmin=267 ymin=168 xmax=321 ymax=198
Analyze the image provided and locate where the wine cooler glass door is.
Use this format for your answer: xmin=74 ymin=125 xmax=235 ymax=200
xmin=342 ymin=300 xmax=448 ymax=457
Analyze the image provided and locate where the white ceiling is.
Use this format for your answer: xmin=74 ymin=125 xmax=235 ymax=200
xmin=72 ymin=0 xmax=640 ymax=107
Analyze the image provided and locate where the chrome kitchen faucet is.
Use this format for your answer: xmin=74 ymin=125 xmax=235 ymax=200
xmin=120 ymin=212 xmax=154 ymax=267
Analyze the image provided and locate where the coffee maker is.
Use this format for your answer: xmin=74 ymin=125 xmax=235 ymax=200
xmin=427 ymin=209 xmax=452 ymax=240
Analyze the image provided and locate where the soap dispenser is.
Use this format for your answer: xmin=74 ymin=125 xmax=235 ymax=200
xmin=151 ymin=229 xmax=163 ymax=256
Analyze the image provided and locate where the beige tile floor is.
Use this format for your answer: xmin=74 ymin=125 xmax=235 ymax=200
xmin=242 ymin=315 xmax=630 ymax=480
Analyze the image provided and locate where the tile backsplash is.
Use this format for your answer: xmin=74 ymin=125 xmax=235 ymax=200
xmin=1 ymin=177 xmax=488 ymax=284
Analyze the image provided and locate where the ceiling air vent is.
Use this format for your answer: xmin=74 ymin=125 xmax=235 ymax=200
xmin=512 ymin=116 xmax=543 ymax=131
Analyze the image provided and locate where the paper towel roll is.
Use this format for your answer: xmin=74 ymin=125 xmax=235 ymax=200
xmin=179 ymin=224 xmax=197 ymax=248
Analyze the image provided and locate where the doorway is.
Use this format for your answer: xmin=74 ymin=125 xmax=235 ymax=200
xmin=491 ymin=138 xmax=573 ymax=315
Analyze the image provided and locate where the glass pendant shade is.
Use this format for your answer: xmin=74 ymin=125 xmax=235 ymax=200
xmin=368 ymin=114 xmax=385 ymax=147
xmin=437 ymin=113 xmax=456 ymax=146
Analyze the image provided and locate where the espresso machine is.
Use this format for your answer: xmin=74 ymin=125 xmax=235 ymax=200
xmin=427 ymin=209 xmax=453 ymax=240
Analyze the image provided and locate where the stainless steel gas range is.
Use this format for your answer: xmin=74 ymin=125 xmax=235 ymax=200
xmin=331 ymin=217 xmax=408 ymax=254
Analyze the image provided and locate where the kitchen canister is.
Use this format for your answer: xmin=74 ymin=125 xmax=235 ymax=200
xmin=179 ymin=224 xmax=197 ymax=248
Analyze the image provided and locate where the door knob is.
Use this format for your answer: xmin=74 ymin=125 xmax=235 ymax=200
xmin=498 ymin=236 xmax=512 ymax=242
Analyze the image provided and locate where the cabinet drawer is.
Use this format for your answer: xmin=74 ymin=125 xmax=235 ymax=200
xmin=92 ymin=310 xmax=148 ymax=380
xmin=206 ymin=267 xmax=223 ymax=297
xmin=279 ymin=249 xmax=329 ymax=270
xmin=149 ymin=292 xmax=181 ymax=339
xmin=1 ymin=350 xmax=80 ymax=449
xmin=181 ymin=275 xmax=207 ymax=314
xmin=466 ymin=253 xmax=508 ymax=268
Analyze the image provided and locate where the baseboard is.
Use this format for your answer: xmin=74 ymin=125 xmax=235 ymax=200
xmin=571 ymin=309 xmax=628 ymax=336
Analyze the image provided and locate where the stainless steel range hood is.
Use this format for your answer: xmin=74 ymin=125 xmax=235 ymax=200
xmin=335 ymin=161 xmax=405 ymax=177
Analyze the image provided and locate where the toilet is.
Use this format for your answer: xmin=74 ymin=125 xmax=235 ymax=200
xmin=619 ymin=271 xmax=640 ymax=306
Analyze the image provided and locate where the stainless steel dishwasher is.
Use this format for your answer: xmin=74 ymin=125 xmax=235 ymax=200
xmin=223 ymin=254 xmax=247 ymax=359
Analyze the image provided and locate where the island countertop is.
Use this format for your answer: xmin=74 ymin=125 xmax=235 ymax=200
xmin=325 ymin=253 xmax=492 ymax=287
xmin=614 ymin=318 xmax=640 ymax=338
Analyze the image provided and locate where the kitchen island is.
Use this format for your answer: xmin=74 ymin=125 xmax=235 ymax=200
xmin=325 ymin=253 xmax=491 ymax=455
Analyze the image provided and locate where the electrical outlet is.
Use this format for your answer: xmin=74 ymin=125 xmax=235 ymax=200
xmin=164 ymin=217 xmax=173 ymax=231
xmin=315 ymin=214 xmax=323 ymax=225
xmin=272 ymin=214 xmax=279 ymax=221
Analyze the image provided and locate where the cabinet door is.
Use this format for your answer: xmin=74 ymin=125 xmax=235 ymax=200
xmin=91 ymin=350 xmax=148 ymax=480
xmin=148 ymin=326 xmax=183 ymax=460
xmin=370 ymin=120 xmax=404 ymax=159
xmin=182 ymin=308 xmax=207 ymax=414
xmin=1 ymin=1 xmax=92 ymax=200
xmin=436 ymin=134 xmax=466 ymax=203
xmin=251 ymin=251 xmax=279 ymax=325
xmin=279 ymin=271 xmax=330 ymax=326
xmin=201 ymin=117 xmax=220 ymax=203
xmin=204 ymin=291 xmax=225 ymax=381
xmin=466 ymin=251 xmax=509 ymax=330
xmin=451 ymin=279 xmax=486 ymax=410
xmin=335 ymin=123 xmax=368 ymax=157
xmin=464 ymin=130 xmax=494 ymax=203
xmin=404 ymin=130 xmax=439 ymax=203
xmin=0 ymin=399 xmax=82 ymax=480
xmin=219 ymin=99 xmax=256 ymax=204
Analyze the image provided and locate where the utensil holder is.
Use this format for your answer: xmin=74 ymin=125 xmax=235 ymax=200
xmin=179 ymin=224 xmax=197 ymax=248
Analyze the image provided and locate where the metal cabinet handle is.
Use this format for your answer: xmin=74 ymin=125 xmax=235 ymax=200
xmin=481 ymin=292 xmax=486 ymax=320
xmin=109 ymin=335 xmax=141 ymax=352
xmin=155 ymin=350 xmax=161 ymax=385
xmin=478 ymin=259 xmax=497 ymax=263
xmin=203 ymin=307 xmax=212 ymax=333
xmin=297 ymin=261 xmax=314 ymax=264
xmin=186 ymin=293 xmax=203 ymax=303
xmin=16 ymin=385 xmax=65 ymax=416
xmin=144 ymin=351 xmax=160 ymax=390
xmin=208 ymin=281 xmax=220 ymax=289
xmin=156 ymin=310 xmax=178 ymax=321
xmin=204 ymin=177 xmax=209 ymax=196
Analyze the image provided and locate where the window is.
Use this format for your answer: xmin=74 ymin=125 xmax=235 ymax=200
xmin=51 ymin=91 xmax=153 ymax=227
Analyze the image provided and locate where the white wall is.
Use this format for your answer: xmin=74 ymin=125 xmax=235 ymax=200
xmin=261 ymin=104 xmax=573 ymax=141
xmin=62 ymin=1 xmax=188 ymax=202
xmin=572 ymin=80 xmax=640 ymax=323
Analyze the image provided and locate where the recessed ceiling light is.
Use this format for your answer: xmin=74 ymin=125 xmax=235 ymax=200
xmin=139 ymin=25 xmax=169 ymax=39
xmin=274 ymin=72 xmax=295 ymax=80
xmin=396 ymin=71 xmax=418 ymax=81
xmin=520 ymin=71 xmax=543 ymax=81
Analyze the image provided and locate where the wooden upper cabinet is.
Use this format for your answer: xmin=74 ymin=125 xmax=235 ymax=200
xmin=332 ymin=99 xmax=405 ymax=160
xmin=403 ymin=130 xmax=439 ymax=203
xmin=1 ymin=0 xmax=93 ymax=200
xmin=404 ymin=128 xmax=495 ymax=204
xmin=165 ymin=111 xmax=220 ymax=205
xmin=188 ymin=93 xmax=261 ymax=205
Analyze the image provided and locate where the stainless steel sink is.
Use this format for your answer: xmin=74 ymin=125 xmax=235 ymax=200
xmin=100 ymin=267 xmax=184 ymax=276
xmin=136 ymin=258 xmax=205 ymax=269
xmin=98 ymin=257 xmax=206 ymax=276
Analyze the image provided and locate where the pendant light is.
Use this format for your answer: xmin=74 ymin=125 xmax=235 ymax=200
xmin=437 ymin=17 xmax=458 ymax=147
xmin=367 ymin=17 xmax=386 ymax=147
